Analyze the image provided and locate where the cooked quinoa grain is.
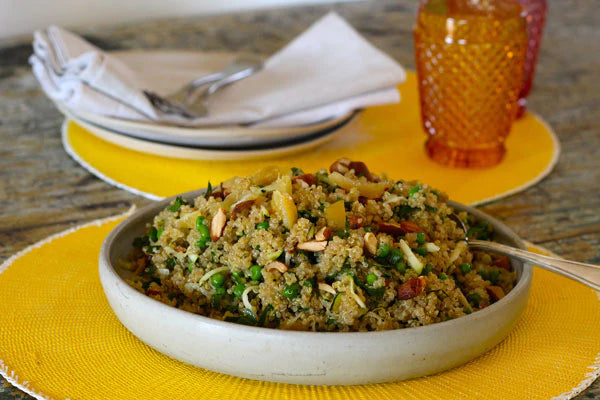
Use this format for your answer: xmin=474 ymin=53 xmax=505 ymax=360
xmin=125 ymin=159 xmax=516 ymax=331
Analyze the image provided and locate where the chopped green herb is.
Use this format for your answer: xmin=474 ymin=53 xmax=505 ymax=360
xmin=439 ymin=273 xmax=448 ymax=280
xmin=205 ymin=181 xmax=213 ymax=198
xmin=169 ymin=196 xmax=186 ymax=212
xmin=165 ymin=258 xmax=176 ymax=269
xmin=387 ymin=248 xmax=403 ymax=265
xmin=291 ymin=167 xmax=304 ymax=176
xmin=148 ymin=227 xmax=158 ymax=242
xmin=409 ymin=186 xmax=421 ymax=198
xmin=132 ymin=236 xmax=149 ymax=248
xmin=249 ymin=265 xmax=263 ymax=281
xmin=303 ymin=280 xmax=313 ymax=288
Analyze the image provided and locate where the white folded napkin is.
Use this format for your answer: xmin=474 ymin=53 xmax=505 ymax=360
xmin=30 ymin=12 xmax=406 ymax=127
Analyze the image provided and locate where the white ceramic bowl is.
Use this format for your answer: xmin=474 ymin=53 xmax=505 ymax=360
xmin=99 ymin=191 xmax=531 ymax=385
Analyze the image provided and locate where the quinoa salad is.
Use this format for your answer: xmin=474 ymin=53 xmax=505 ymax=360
xmin=124 ymin=158 xmax=516 ymax=332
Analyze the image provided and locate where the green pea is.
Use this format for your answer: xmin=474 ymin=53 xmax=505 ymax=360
xmin=396 ymin=261 xmax=407 ymax=274
xmin=460 ymin=262 xmax=472 ymax=274
xmin=478 ymin=270 xmax=488 ymax=280
xmin=214 ymin=287 xmax=226 ymax=296
xmin=232 ymin=271 xmax=244 ymax=285
xmin=439 ymin=273 xmax=448 ymax=280
xmin=415 ymin=246 xmax=428 ymax=256
xmin=197 ymin=224 xmax=210 ymax=242
xmin=387 ymin=248 xmax=403 ymax=265
xmin=366 ymin=273 xmax=378 ymax=285
xmin=210 ymin=273 xmax=225 ymax=288
xmin=233 ymin=283 xmax=246 ymax=298
xmin=422 ymin=263 xmax=434 ymax=276
xmin=256 ymin=221 xmax=270 ymax=230
xmin=196 ymin=216 xmax=205 ymax=231
xmin=376 ymin=243 xmax=390 ymax=258
xmin=488 ymin=269 xmax=500 ymax=285
xmin=466 ymin=293 xmax=481 ymax=305
xmin=283 ymin=283 xmax=300 ymax=299
xmin=416 ymin=232 xmax=426 ymax=245
xmin=249 ymin=265 xmax=263 ymax=281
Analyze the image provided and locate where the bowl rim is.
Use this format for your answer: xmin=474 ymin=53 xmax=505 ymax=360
xmin=100 ymin=189 xmax=531 ymax=339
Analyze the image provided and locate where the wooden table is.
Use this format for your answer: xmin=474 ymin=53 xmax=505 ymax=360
xmin=0 ymin=0 xmax=598 ymax=398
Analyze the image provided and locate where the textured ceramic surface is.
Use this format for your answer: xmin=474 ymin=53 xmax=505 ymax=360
xmin=99 ymin=190 xmax=532 ymax=385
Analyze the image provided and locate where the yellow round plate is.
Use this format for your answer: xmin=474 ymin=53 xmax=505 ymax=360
xmin=62 ymin=71 xmax=560 ymax=204
xmin=0 ymin=212 xmax=598 ymax=400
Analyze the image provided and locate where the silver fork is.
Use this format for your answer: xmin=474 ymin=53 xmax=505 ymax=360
xmin=144 ymin=55 xmax=263 ymax=119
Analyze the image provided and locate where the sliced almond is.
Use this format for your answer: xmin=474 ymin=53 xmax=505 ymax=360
xmin=231 ymin=200 xmax=255 ymax=220
xmin=487 ymin=286 xmax=505 ymax=301
xmin=397 ymin=276 xmax=427 ymax=300
xmin=297 ymin=240 xmax=328 ymax=252
xmin=364 ymin=232 xmax=378 ymax=255
xmin=315 ymin=226 xmax=332 ymax=241
xmin=329 ymin=158 xmax=352 ymax=174
xmin=265 ymin=261 xmax=288 ymax=273
xmin=318 ymin=282 xmax=336 ymax=295
xmin=210 ymin=207 xmax=227 ymax=241
xmin=377 ymin=221 xmax=430 ymax=240
xmin=349 ymin=216 xmax=364 ymax=229
xmin=377 ymin=222 xmax=404 ymax=235
xmin=292 ymin=173 xmax=317 ymax=186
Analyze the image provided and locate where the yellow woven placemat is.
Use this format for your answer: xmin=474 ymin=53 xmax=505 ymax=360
xmin=62 ymin=71 xmax=560 ymax=204
xmin=0 ymin=211 xmax=598 ymax=400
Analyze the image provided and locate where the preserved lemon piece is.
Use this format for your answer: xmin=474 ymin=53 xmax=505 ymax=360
xmin=250 ymin=166 xmax=281 ymax=186
xmin=325 ymin=200 xmax=346 ymax=230
xmin=264 ymin=174 xmax=292 ymax=195
xmin=328 ymin=172 xmax=386 ymax=199
xmin=272 ymin=190 xmax=297 ymax=229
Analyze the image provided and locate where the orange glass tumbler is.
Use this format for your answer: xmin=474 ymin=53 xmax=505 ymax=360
xmin=414 ymin=0 xmax=528 ymax=168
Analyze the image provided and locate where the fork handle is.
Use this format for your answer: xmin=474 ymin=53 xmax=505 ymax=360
xmin=469 ymin=240 xmax=600 ymax=291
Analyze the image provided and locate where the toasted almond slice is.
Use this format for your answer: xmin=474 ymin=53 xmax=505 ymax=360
xmin=397 ymin=276 xmax=427 ymax=300
xmin=297 ymin=240 xmax=328 ymax=252
xmin=329 ymin=158 xmax=352 ymax=174
xmin=292 ymin=173 xmax=317 ymax=186
xmin=265 ymin=261 xmax=288 ymax=273
xmin=318 ymin=282 xmax=336 ymax=295
xmin=487 ymin=286 xmax=505 ymax=301
xmin=377 ymin=221 xmax=404 ymax=235
xmin=364 ymin=232 xmax=378 ymax=255
xmin=314 ymin=226 xmax=332 ymax=241
xmin=231 ymin=199 xmax=255 ymax=219
xmin=210 ymin=208 xmax=227 ymax=241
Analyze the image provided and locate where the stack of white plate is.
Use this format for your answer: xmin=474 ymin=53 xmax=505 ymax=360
xmin=60 ymin=50 xmax=359 ymax=161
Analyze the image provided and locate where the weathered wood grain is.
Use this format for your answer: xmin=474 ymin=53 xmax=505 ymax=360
xmin=0 ymin=1 xmax=598 ymax=398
